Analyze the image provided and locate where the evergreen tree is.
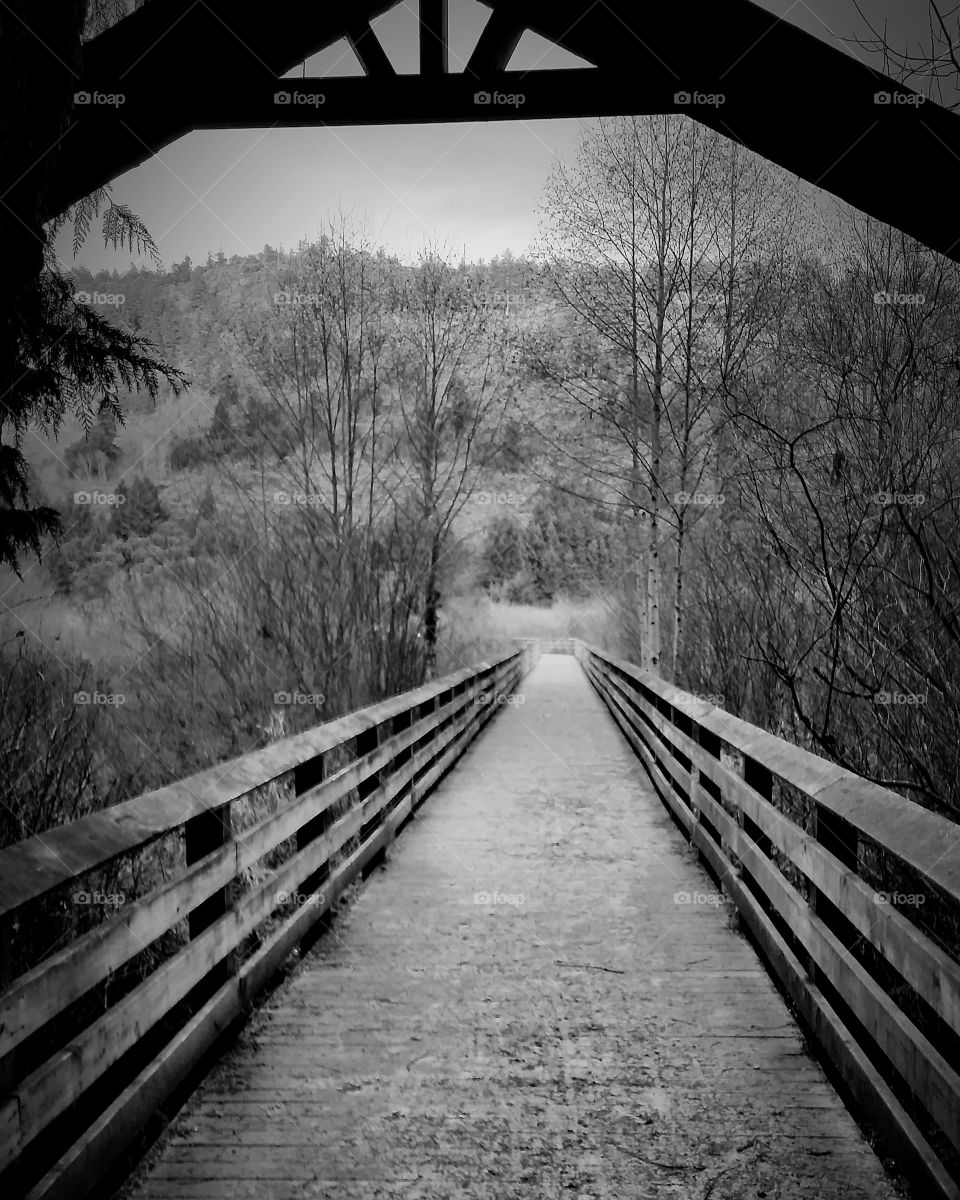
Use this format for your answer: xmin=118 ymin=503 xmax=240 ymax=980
xmin=111 ymin=476 xmax=167 ymax=539
xmin=482 ymin=514 xmax=527 ymax=584
xmin=0 ymin=0 xmax=185 ymax=574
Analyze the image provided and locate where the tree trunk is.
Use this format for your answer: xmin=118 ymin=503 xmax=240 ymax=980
xmin=423 ymin=535 xmax=440 ymax=680
xmin=628 ymin=170 xmax=649 ymax=668
xmin=672 ymin=513 xmax=685 ymax=680
xmin=648 ymin=293 xmax=665 ymax=675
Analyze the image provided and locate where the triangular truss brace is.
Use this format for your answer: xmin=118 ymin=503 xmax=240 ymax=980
xmin=45 ymin=0 xmax=960 ymax=265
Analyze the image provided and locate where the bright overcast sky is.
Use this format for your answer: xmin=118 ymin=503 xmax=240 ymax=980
xmin=58 ymin=0 xmax=939 ymax=273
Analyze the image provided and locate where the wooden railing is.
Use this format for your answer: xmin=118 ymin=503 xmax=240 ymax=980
xmin=577 ymin=641 xmax=960 ymax=1200
xmin=510 ymin=637 xmax=576 ymax=656
xmin=0 ymin=648 xmax=532 ymax=1200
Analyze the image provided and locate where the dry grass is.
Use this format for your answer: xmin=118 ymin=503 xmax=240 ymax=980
xmin=434 ymin=595 xmax=625 ymax=674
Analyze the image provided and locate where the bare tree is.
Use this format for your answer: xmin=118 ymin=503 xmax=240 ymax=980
xmin=533 ymin=117 xmax=798 ymax=679
xmin=387 ymin=247 xmax=510 ymax=679
xmin=848 ymin=1 xmax=960 ymax=109
xmin=725 ymin=212 xmax=960 ymax=816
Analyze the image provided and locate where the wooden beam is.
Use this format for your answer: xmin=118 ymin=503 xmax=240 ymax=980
xmin=346 ymin=22 xmax=395 ymax=77
xmin=466 ymin=7 xmax=527 ymax=74
xmin=34 ymin=0 xmax=960 ymax=266
xmin=0 ymin=653 xmax=520 ymax=920
xmin=420 ymin=0 xmax=448 ymax=75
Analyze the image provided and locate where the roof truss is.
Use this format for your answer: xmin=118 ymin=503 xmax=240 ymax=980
xmin=44 ymin=0 xmax=960 ymax=261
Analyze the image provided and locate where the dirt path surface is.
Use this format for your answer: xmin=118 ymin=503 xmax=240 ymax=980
xmin=125 ymin=654 xmax=902 ymax=1200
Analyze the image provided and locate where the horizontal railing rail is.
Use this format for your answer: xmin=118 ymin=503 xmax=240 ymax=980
xmin=510 ymin=636 xmax=576 ymax=656
xmin=576 ymin=640 xmax=960 ymax=1200
xmin=0 ymin=648 xmax=533 ymax=1200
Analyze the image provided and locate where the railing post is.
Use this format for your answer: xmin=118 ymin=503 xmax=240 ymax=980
xmin=670 ymin=706 xmax=695 ymax=816
xmin=692 ymin=725 xmax=722 ymax=863
xmin=410 ymin=691 xmax=440 ymax=809
xmin=356 ymin=722 xmax=384 ymax=869
xmin=0 ymin=911 xmax=13 ymax=991
xmin=295 ymin=754 xmax=329 ymax=919
xmin=184 ymin=802 xmax=237 ymax=988
xmin=742 ymin=757 xmax=773 ymax=858
xmin=811 ymin=803 xmax=860 ymax=982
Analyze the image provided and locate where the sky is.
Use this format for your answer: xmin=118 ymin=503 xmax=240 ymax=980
xmin=58 ymin=0 xmax=941 ymax=274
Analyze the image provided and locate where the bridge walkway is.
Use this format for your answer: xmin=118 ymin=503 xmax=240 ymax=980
xmin=120 ymin=654 xmax=901 ymax=1200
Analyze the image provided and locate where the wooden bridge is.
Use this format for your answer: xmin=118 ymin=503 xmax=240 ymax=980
xmin=1 ymin=643 xmax=958 ymax=1200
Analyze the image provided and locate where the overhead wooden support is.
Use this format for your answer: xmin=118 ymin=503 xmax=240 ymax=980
xmin=466 ymin=7 xmax=529 ymax=74
xmin=420 ymin=0 xmax=448 ymax=75
xmin=24 ymin=0 xmax=960 ymax=263
xmin=346 ymin=22 xmax=396 ymax=77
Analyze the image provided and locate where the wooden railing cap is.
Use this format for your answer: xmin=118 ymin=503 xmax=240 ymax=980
xmin=578 ymin=641 xmax=960 ymax=904
xmin=0 ymin=653 xmax=519 ymax=920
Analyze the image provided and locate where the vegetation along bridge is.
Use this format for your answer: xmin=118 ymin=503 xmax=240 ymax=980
xmin=0 ymin=643 xmax=958 ymax=1200
xmin=4 ymin=5 xmax=960 ymax=1196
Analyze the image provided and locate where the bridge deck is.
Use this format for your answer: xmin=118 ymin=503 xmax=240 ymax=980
xmin=120 ymin=656 xmax=901 ymax=1200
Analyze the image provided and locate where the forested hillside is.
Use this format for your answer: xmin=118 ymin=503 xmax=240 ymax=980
xmin=5 ymin=117 xmax=960 ymax=859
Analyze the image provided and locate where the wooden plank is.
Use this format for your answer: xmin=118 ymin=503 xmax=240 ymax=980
xmin=581 ymin=645 xmax=960 ymax=905
xmin=0 ymin=653 xmax=522 ymax=919
xmin=690 ymin=784 xmax=739 ymax=854
xmin=592 ymin=652 xmax=960 ymax=1108
xmin=812 ymin=772 xmax=960 ymax=900
xmin=23 ymin=975 xmax=244 ymax=1200
xmin=729 ymin=826 xmax=960 ymax=1150
xmin=0 ymin=845 xmax=235 ymax=1063
xmin=588 ymin=648 xmax=960 ymax=1155
xmin=239 ymin=814 xmax=393 ymax=1006
xmin=689 ymin=819 xmax=960 ymax=1200
xmin=0 ymin=1096 xmax=18 ymax=1166
xmin=694 ymin=749 xmax=960 ymax=1032
xmin=184 ymin=806 xmax=234 ymax=953
xmin=590 ymin=658 xmax=703 ymax=769
xmin=591 ymin=687 xmax=960 ymax=1200
xmin=0 ymin=674 xmax=495 ymax=1060
xmin=586 ymin=664 xmax=693 ymax=835
xmin=16 ymin=660 xmax=510 ymax=1200
xmin=2 ymin=682 xmax=501 ymax=1168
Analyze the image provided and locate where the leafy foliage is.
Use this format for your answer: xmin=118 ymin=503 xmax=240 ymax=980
xmin=481 ymin=486 xmax=622 ymax=603
xmin=111 ymin=476 xmax=167 ymax=540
